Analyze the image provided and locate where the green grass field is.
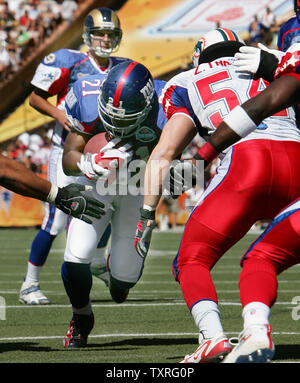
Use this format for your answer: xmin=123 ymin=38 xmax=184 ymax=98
xmin=0 ymin=227 xmax=300 ymax=364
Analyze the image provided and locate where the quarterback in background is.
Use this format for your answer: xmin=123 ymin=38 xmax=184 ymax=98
xmin=19 ymin=8 xmax=128 ymax=305
xmin=61 ymin=61 xmax=167 ymax=348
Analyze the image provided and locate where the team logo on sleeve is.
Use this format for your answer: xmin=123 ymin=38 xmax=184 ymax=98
xmin=44 ymin=53 xmax=56 ymax=64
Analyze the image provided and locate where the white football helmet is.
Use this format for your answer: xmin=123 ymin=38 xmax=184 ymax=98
xmin=192 ymin=28 xmax=245 ymax=67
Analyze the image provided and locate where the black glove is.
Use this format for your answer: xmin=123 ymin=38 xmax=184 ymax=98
xmin=257 ymin=49 xmax=278 ymax=83
xmin=55 ymin=184 xmax=105 ymax=224
xmin=168 ymin=160 xmax=197 ymax=199
xmin=134 ymin=208 xmax=156 ymax=259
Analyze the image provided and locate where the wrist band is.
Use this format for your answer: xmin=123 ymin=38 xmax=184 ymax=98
xmin=46 ymin=184 xmax=58 ymax=203
xmin=194 ymin=140 xmax=219 ymax=163
xmin=223 ymin=105 xmax=257 ymax=138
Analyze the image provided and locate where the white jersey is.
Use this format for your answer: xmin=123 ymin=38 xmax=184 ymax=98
xmin=162 ymin=57 xmax=300 ymax=146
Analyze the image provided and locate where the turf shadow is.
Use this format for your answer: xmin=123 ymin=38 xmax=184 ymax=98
xmin=85 ymin=336 xmax=197 ymax=350
xmin=91 ymin=298 xmax=180 ymax=303
xmin=0 ymin=342 xmax=55 ymax=353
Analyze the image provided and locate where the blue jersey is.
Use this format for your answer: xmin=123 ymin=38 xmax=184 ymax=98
xmin=31 ymin=49 xmax=130 ymax=146
xmin=277 ymin=16 xmax=300 ymax=51
xmin=65 ymin=75 xmax=167 ymax=157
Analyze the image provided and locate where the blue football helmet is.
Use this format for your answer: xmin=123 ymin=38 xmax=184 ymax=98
xmin=295 ymin=0 xmax=300 ymax=22
xmin=83 ymin=7 xmax=122 ymax=57
xmin=98 ymin=61 xmax=155 ymax=138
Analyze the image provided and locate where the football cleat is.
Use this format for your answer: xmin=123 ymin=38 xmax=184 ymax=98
xmin=180 ymin=331 xmax=232 ymax=363
xmin=222 ymin=324 xmax=275 ymax=363
xmin=19 ymin=281 xmax=51 ymax=305
xmin=90 ymin=263 xmax=109 ymax=286
xmin=64 ymin=313 xmax=94 ymax=349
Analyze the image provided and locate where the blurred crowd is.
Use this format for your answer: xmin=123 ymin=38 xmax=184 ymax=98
xmin=0 ymin=122 xmax=53 ymax=175
xmin=0 ymin=0 xmax=82 ymax=83
xmin=248 ymin=6 xmax=279 ymax=47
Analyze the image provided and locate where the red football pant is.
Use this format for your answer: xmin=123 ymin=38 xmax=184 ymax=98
xmin=173 ymin=140 xmax=300 ymax=310
xmin=239 ymin=200 xmax=300 ymax=308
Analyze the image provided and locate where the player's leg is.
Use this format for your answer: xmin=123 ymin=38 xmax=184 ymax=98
xmin=108 ymin=195 xmax=145 ymax=303
xmin=62 ymin=193 xmax=113 ymax=348
xmin=176 ymin=140 xmax=300 ymax=363
xmin=224 ymin=200 xmax=300 ymax=363
xmin=19 ymin=145 xmax=71 ymax=305
xmin=90 ymin=223 xmax=111 ymax=286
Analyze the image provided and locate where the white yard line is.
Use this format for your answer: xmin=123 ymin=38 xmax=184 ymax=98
xmin=0 ymin=301 xmax=297 ymax=309
xmin=1 ymin=331 xmax=300 ymax=342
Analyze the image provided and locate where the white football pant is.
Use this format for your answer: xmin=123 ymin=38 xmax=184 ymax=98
xmin=64 ymin=178 xmax=145 ymax=284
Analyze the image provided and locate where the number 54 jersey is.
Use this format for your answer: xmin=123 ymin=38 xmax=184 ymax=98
xmin=161 ymin=57 xmax=300 ymax=146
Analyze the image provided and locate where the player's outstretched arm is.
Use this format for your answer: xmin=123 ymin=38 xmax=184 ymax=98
xmin=135 ymin=114 xmax=196 ymax=258
xmin=0 ymin=153 xmax=52 ymax=200
xmin=0 ymin=154 xmax=105 ymax=223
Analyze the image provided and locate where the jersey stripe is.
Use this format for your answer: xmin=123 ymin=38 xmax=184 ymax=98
xmin=113 ymin=61 xmax=139 ymax=107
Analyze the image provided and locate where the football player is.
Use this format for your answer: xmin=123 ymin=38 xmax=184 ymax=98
xmin=134 ymin=27 xmax=300 ymax=363
xmin=0 ymin=153 xmax=104 ymax=223
xmin=61 ymin=61 xmax=167 ymax=348
xmin=20 ymin=7 xmax=129 ymax=305
xmin=184 ymin=2 xmax=300 ymax=363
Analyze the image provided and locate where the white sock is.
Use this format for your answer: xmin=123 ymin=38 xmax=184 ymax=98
xmin=73 ymin=301 xmax=92 ymax=316
xmin=91 ymin=247 xmax=107 ymax=266
xmin=191 ymin=300 xmax=224 ymax=339
xmin=242 ymin=302 xmax=270 ymax=329
xmin=25 ymin=262 xmax=42 ymax=284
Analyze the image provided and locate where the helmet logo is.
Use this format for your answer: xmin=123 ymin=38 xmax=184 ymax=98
xmin=140 ymin=79 xmax=154 ymax=104
xmin=192 ymin=39 xmax=205 ymax=67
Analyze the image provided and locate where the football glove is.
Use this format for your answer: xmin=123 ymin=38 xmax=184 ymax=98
xmin=55 ymin=184 xmax=105 ymax=224
xmin=77 ymin=152 xmax=111 ymax=180
xmin=96 ymin=143 xmax=134 ymax=169
xmin=233 ymin=43 xmax=284 ymax=83
xmin=168 ymin=160 xmax=197 ymax=199
xmin=134 ymin=208 xmax=156 ymax=259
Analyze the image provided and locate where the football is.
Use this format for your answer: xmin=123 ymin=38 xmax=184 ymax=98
xmin=83 ymin=132 xmax=113 ymax=155
xmin=83 ymin=132 xmax=129 ymax=183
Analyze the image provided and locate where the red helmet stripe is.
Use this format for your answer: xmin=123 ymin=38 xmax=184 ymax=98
xmin=113 ymin=61 xmax=139 ymax=107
